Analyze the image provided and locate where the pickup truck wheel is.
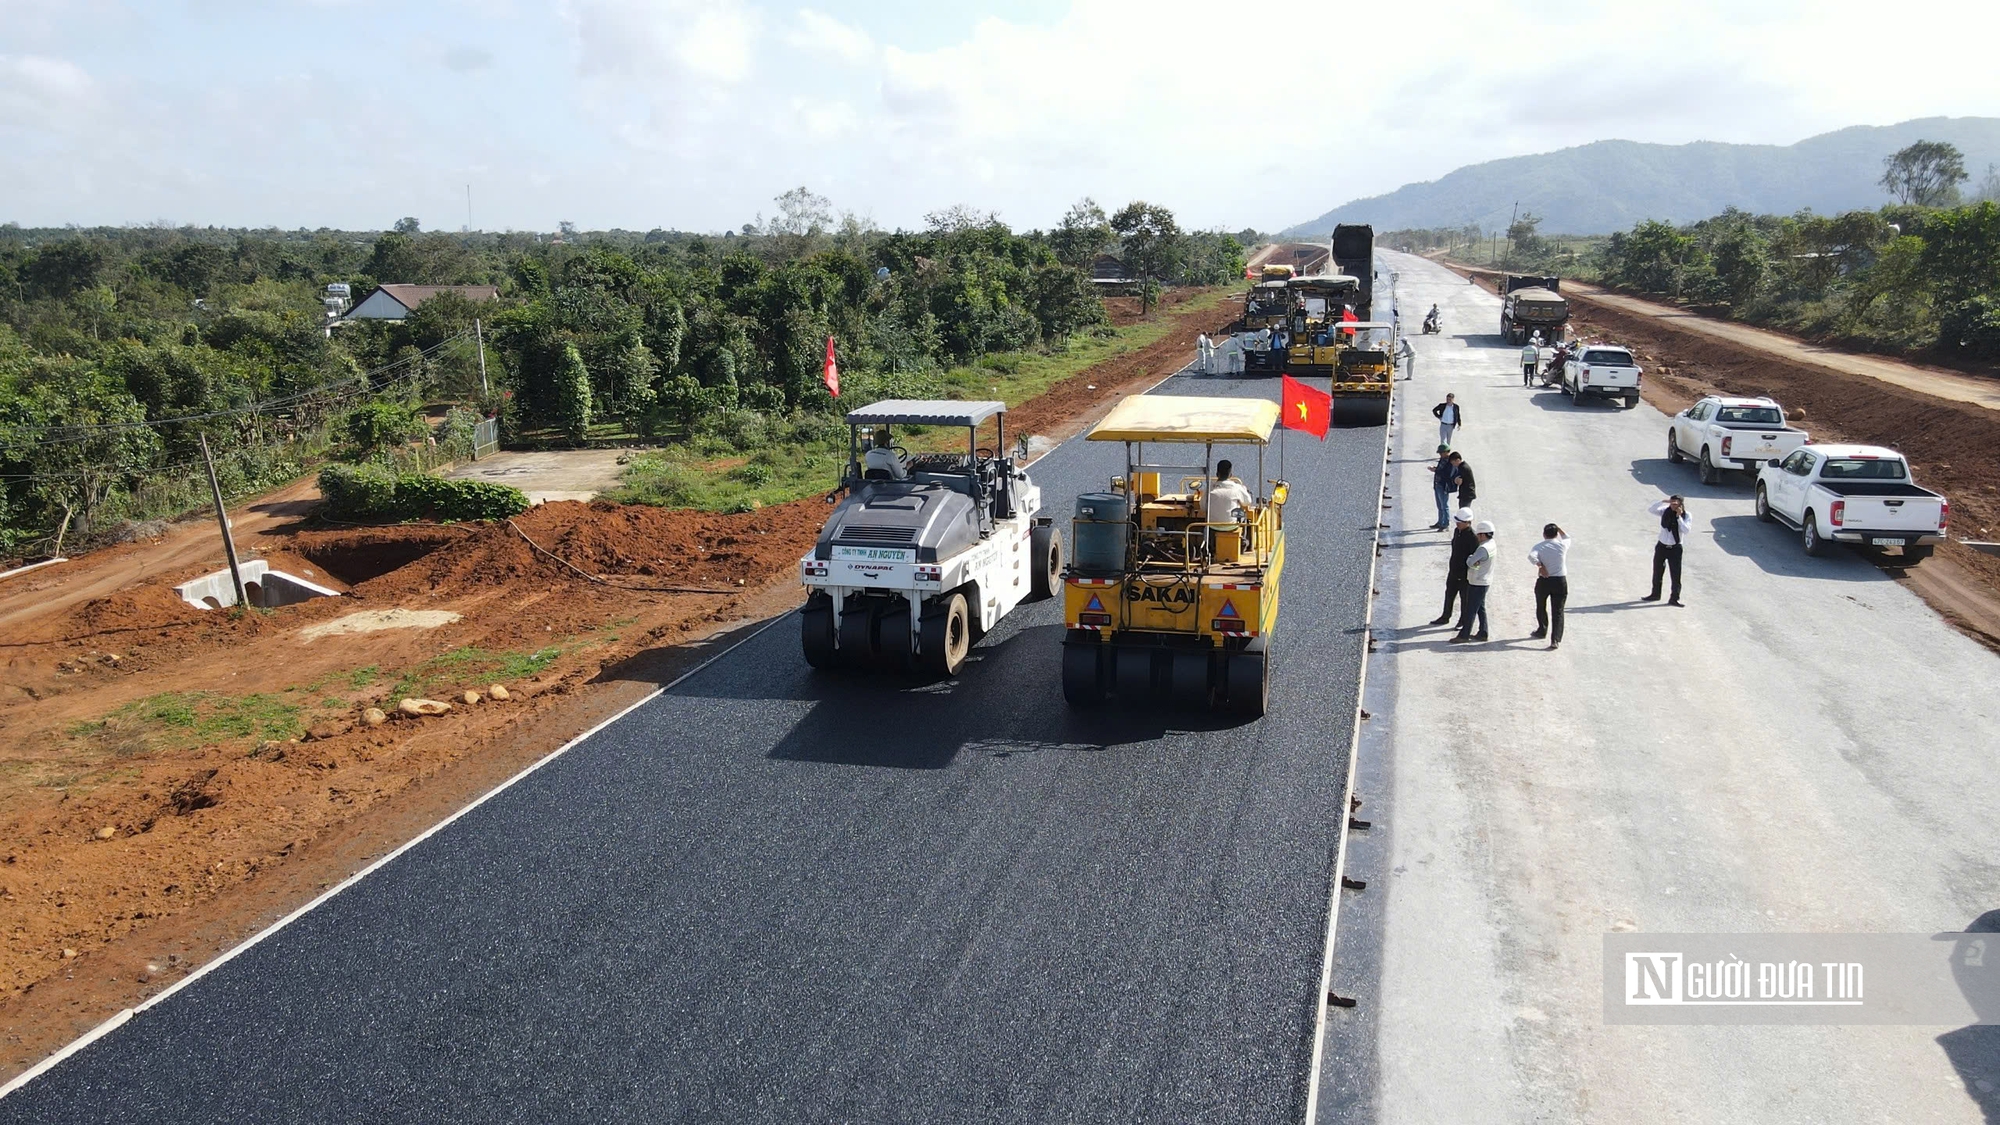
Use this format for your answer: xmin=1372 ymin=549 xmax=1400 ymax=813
xmin=1624 ymin=396 xmax=1639 ymax=410
xmin=1802 ymin=514 xmax=1832 ymax=557
xmin=919 ymin=592 xmax=972 ymax=679
xmin=1571 ymin=383 xmax=1586 ymax=407
xmin=1755 ymin=484 xmax=1775 ymax=523
xmin=1698 ymin=449 xmax=1719 ymax=485
xmin=1667 ymin=432 xmax=1684 ymax=463
xmin=1898 ymin=546 xmax=1934 ymax=566
xmin=1029 ymin=524 xmax=1060 ymax=600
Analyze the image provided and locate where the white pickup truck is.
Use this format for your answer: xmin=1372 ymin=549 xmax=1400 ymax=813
xmin=1755 ymin=444 xmax=1948 ymax=565
xmin=1667 ymin=395 xmax=1810 ymax=484
xmin=1559 ymin=344 xmax=1641 ymax=409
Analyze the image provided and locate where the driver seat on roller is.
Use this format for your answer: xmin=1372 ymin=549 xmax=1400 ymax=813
xmin=862 ymin=427 xmax=907 ymax=480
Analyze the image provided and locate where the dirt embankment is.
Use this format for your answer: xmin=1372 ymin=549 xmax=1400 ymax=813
xmin=0 ymin=499 xmax=824 ymax=1076
xmin=0 ymin=294 xmax=1240 ymax=1082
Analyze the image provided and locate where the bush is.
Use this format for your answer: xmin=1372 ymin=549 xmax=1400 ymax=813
xmin=317 ymin=465 xmax=528 ymax=522
xmin=342 ymin=400 xmax=427 ymax=455
xmin=317 ymin=462 xmax=397 ymax=517
xmin=697 ymin=408 xmax=769 ymax=450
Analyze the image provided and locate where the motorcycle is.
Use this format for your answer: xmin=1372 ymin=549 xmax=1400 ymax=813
xmin=1421 ymin=312 xmax=1441 ymax=335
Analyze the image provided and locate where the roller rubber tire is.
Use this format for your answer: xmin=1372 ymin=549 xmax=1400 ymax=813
xmin=877 ymin=598 xmax=914 ymax=674
xmin=838 ymin=603 xmax=877 ymax=668
xmin=1030 ymin=524 xmax=1061 ymax=600
xmin=919 ymin=592 xmax=972 ymax=679
xmin=1225 ymin=651 xmax=1269 ymax=718
xmin=801 ymin=598 xmax=836 ymax=669
xmin=1062 ymin=636 xmax=1105 ymax=707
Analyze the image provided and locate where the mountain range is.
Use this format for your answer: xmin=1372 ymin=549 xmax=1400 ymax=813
xmin=1282 ymin=117 xmax=2000 ymax=236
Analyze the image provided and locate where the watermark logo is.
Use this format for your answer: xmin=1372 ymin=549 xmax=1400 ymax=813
xmin=1621 ymin=952 xmax=1863 ymax=1007
xmin=1604 ymin=933 xmax=1997 ymax=1025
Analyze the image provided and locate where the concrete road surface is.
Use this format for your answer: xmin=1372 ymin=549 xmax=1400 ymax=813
xmin=1 ymin=375 xmax=1381 ymax=1123
xmin=1326 ymin=253 xmax=2000 ymax=1124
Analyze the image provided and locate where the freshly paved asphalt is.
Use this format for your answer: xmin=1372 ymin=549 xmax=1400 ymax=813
xmin=2 ymin=372 xmax=1385 ymax=1123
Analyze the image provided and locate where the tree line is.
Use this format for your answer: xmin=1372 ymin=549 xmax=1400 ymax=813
xmin=0 ymin=194 xmax=1243 ymax=556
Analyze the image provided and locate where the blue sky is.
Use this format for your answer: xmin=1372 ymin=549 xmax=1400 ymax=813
xmin=2 ymin=0 xmax=1996 ymax=233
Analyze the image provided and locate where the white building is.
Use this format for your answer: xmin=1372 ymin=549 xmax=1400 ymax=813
xmin=344 ymin=284 xmax=499 ymax=321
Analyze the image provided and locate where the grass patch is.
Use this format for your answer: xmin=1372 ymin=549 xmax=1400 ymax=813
xmin=381 ymin=645 xmax=563 ymax=701
xmin=608 ymin=287 xmax=1234 ymax=514
xmin=68 ymin=691 xmax=306 ymax=755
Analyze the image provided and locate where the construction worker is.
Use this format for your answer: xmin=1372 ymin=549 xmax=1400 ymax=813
xmin=1431 ymin=507 xmax=1478 ymax=626
xmin=1521 ymin=340 xmax=1540 ymax=386
xmin=1397 ymin=334 xmax=1416 ymax=381
xmin=863 ymin=427 xmax=907 ymax=480
xmin=1428 ymin=444 xmax=1457 ymax=529
xmin=1449 ymin=520 xmax=1497 ymax=643
xmin=1527 ymin=523 xmax=1570 ymax=649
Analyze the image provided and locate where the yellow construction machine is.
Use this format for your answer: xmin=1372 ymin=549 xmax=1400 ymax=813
xmin=1278 ymin=273 xmax=1364 ymax=378
xmin=1060 ymin=395 xmax=1288 ymax=716
xmin=1329 ymin=320 xmax=1395 ymax=427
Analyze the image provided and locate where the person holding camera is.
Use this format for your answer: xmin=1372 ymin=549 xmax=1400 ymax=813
xmin=1642 ymin=496 xmax=1691 ymax=606
xmin=1527 ymin=523 xmax=1570 ymax=648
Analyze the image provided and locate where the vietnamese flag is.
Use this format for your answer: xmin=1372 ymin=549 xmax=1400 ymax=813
xmin=1281 ymin=374 xmax=1330 ymax=440
xmin=823 ymin=335 xmax=840 ymax=398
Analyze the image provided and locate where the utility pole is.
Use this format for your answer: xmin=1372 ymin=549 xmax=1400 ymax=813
xmin=199 ymin=434 xmax=249 ymax=609
xmin=474 ymin=318 xmax=489 ymax=398
xmin=1506 ymin=201 xmax=1519 ymax=267
xmin=466 ymin=183 xmax=473 ymax=232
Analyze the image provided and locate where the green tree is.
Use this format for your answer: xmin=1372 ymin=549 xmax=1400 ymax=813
xmin=1050 ymin=198 xmax=1113 ymax=269
xmin=1709 ymin=224 xmax=1770 ymax=308
xmin=1880 ymin=141 xmax=1968 ymax=207
xmin=1109 ymin=201 xmax=1185 ymax=315
xmin=553 ymin=341 xmax=593 ymax=444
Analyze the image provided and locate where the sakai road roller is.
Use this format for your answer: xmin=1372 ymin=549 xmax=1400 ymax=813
xmin=1329 ymin=320 xmax=1395 ymax=427
xmin=800 ymin=399 xmax=1060 ymax=678
xmin=1060 ymin=395 xmax=1287 ymax=716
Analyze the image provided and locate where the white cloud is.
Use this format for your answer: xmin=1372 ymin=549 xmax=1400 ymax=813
xmin=784 ymin=9 xmax=872 ymax=64
xmin=565 ymin=0 xmax=759 ymax=85
xmin=0 ymin=54 xmax=97 ymax=112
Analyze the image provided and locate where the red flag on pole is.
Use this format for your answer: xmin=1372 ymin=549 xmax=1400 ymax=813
xmin=1341 ymin=306 xmax=1358 ymax=322
xmin=823 ymin=336 xmax=840 ymax=398
xmin=1280 ymin=375 xmax=1330 ymax=440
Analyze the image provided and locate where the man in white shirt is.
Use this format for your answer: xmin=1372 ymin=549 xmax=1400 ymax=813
xmin=1642 ymin=496 xmax=1691 ymax=605
xmin=1527 ymin=523 xmax=1570 ymax=649
xmin=1204 ymin=459 xmax=1256 ymax=548
xmin=1432 ymin=393 xmax=1463 ymax=446
xmin=862 ymin=427 xmax=907 ymax=480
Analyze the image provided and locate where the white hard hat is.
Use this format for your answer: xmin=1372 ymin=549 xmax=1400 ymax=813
xmin=1454 ymin=508 xmax=1474 ymax=523
xmin=1474 ymin=520 xmax=1496 ymax=536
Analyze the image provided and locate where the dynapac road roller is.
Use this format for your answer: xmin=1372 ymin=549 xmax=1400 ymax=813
xmin=1060 ymin=395 xmax=1287 ymax=716
xmin=800 ymin=399 xmax=1060 ymax=678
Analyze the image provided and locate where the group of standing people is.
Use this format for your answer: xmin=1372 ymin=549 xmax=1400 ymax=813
xmin=1422 ymin=390 xmax=1692 ymax=649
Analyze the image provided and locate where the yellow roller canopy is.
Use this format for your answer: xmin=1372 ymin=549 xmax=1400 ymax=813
xmin=1087 ymin=395 xmax=1280 ymax=444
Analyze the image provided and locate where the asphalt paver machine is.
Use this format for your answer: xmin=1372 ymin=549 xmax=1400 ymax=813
xmin=801 ymin=399 xmax=1060 ymax=677
xmin=1060 ymin=395 xmax=1288 ymax=716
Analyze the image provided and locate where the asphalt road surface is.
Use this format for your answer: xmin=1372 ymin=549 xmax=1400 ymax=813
xmin=1338 ymin=253 xmax=2000 ymax=1124
xmin=1 ymin=374 xmax=1383 ymax=1123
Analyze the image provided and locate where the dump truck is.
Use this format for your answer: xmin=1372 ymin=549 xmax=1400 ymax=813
xmin=1330 ymin=224 xmax=1375 ymax=319
xmin=1330 ymin=320 xmax=1395 ymax=427
xmin=800 ymin=399 xmax=1059 ymax=677
xmin=1500 ymin=275 xmax=1568 ymax=344
xmin=1061 ymin=395 xmax=1288 ymax=716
